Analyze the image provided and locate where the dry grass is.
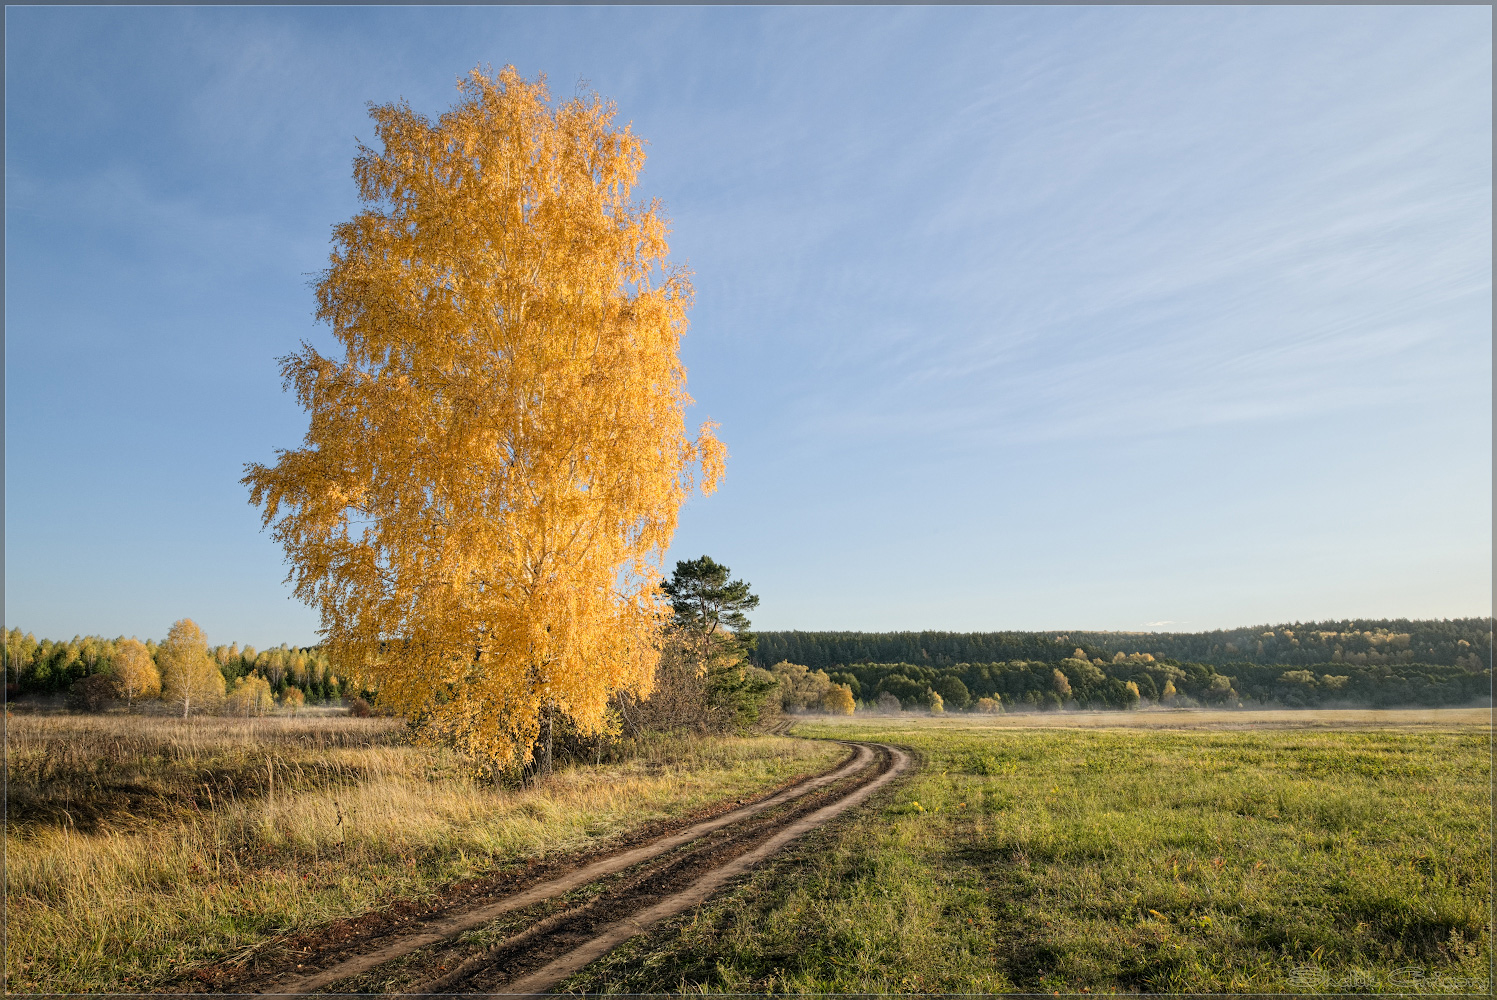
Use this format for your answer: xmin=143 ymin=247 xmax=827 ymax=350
xmin=3 ymin=712 xmax=842 ymax=994
xmin=6 ymin=713 xmax=404 ymax=831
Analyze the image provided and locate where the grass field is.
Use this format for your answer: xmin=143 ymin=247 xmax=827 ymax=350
xmin=3 ymin=713 xmax=843 ymax=994
xmin=568 ymin=710 xmax=1493 ymax=995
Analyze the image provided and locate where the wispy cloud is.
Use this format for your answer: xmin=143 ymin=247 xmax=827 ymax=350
xmin=4 ymin=4 xmax=1489 ymax=639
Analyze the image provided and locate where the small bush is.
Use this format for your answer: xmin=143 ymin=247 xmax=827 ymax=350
xmin=974 ymin=696 xmax=1002 ymax=714
xmin=348 ymin=696 xmax=373 ymax=718
xmin=876 ymin=691 xmax=901 ymax=714
xmin=66 ymin=673 xmax=120 ymax=713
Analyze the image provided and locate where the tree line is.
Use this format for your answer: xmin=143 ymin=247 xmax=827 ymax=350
xmin=753 ymin=619 xmax=1491 ymax=673
xmin=1053 ymin=619 xmax=1491 ymax=670
xmin=752 ymin=631 xmax=1086 ymax=672
xmin=788 ymin=654 xmax=1489 ymax=712
xmin=5 ymin=623 xmax=347 ymax=712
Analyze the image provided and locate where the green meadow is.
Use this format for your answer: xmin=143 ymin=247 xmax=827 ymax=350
xmin=568 ymin=711 xmax=1492 ymax=995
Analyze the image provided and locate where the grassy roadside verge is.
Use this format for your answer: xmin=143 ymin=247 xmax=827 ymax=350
xmin=3 ymin=714 xmax=843 ymax=994
xmin=565 ymin=714 xmax=1492 ymax=995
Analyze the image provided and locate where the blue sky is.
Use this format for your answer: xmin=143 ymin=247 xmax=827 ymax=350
xmin=5 ymin=5 xmax=1491 ymax=647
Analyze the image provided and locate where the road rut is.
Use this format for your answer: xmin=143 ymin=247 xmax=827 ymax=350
xmin=231 ymin=739 xmax=906 ymax=996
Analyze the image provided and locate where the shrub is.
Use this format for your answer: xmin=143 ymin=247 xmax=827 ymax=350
xmin=974 ymin=696 xmax=1002 ymax=714
xmin=876 ymin=691 xmax=901 ymax=714
xmin=348 ymin=697 xmax=373 ymax=718
xmin=66 ymin=673 xmax=120 ymax=713
xmin=279 ymin=686 xmax=306 ymax=713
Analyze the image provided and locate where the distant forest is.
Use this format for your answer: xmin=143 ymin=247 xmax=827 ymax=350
xmin=752 ymin=619 xmax=1491 ymax=712
xmin=752 ymin=619 xmax=1492 ymax=671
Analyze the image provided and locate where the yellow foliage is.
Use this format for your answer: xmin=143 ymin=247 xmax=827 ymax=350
xmin=226 ymin=674 xmax=276 ymax=717
xmin=1051 ymin=667 xmax=1073 ymax=698
xmin=112 ymin=638 xmax=160 ymax=706
xmin=280 ymin=686 xmax=306 ymax=713
xmin=974 ymin=696 xmax=1002 ymax=714
xmin=158 ymin=619 xmax=224 ymax=718
xmin=243 ymin=67 xmax=721 ymax=765
xmin=820 ymin=683 xmax=855 ymax=715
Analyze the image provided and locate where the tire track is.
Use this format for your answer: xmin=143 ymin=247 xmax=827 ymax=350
xmin=258 ymin=740 xmax=899 ymax=995
xmin=417 ymin=742 xmax=909 ymax=995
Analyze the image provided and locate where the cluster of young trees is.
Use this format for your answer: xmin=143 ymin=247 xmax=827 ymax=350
xmin=4 ymin=621 xmax=345 ymax=713
xmin=766 ymin=661 xmax=855 ymax=715
xmin=828 ymin=653 xmax=1168 ymax=712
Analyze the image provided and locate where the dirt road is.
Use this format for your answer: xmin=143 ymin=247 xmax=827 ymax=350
xmin=196 ymin=739 xmax=908 ymax=995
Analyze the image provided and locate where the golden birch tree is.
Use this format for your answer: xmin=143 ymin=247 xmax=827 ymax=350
xmin=159 ymin=619 xmax=225 ymax=718
xmin=112 ymin=637 xmax=160 ymax=708
xmin=244 ymin=67 xmax=723 ymax=766
xmin=820 ymin=683 xmax=855 ymax=715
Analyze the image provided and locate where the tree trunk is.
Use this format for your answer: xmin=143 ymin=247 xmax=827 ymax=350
xmin=540 ymin=699 xmax=555 ymax=778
